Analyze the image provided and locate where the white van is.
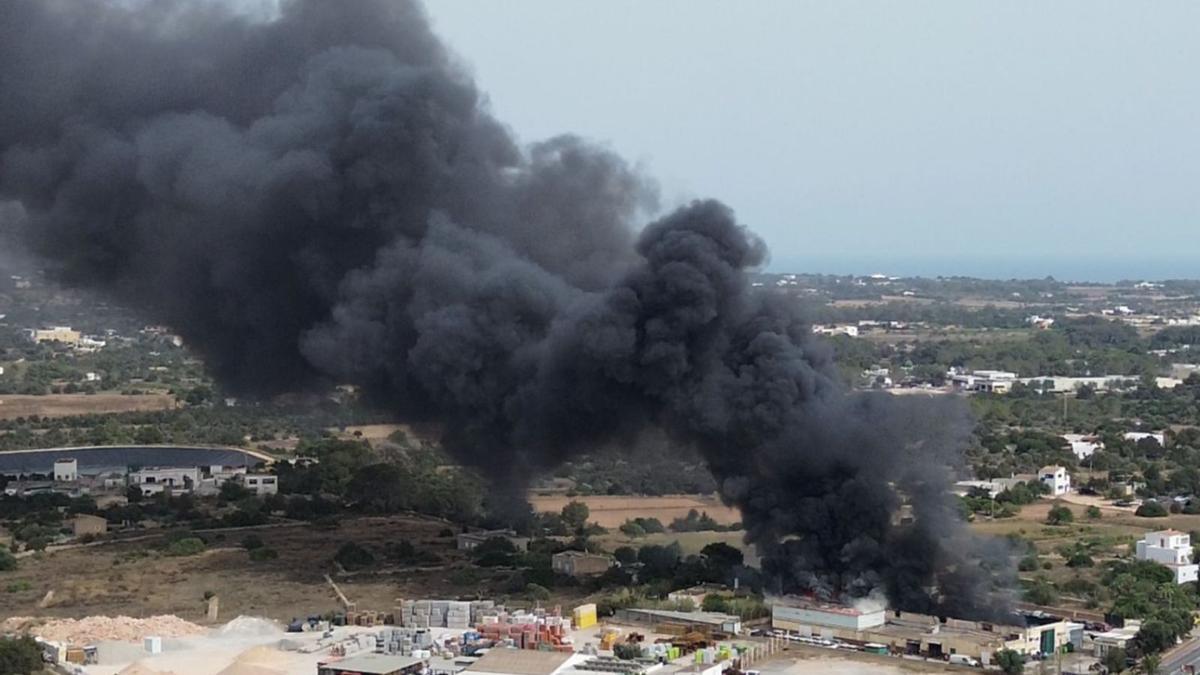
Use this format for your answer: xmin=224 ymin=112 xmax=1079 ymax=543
xmin=948 ymin=654 xmax=980 ymax=667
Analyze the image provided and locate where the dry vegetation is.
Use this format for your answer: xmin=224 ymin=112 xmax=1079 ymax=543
xmin=527 ymin=494 xmax=740 ymax=528
xmin=0 ymin=393 xmax=176 ymax=421
xmin=0 ymin=515 xmax=487 ymax=623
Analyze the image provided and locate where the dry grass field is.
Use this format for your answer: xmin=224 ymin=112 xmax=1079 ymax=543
xmin=527 ymin=494 xmax=740 ymax=528
xmin=0 ymin=393 xmax=176 ymax=420
xmin=0 ymin=516 xmax=491 ymax=623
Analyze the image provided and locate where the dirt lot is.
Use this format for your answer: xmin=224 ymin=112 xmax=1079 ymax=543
xmin=0 ymin=515 xmax=509 ymax=624
xmin=0 ymin=393 xmax=176 ymax=420
xmin=527 ymin=494 xmax=740 ymax=528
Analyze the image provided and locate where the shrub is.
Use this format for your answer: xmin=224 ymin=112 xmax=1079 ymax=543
xmin=1086 ymin=505 xmax=1102 ymax=519
xmin=1018 ymin=555 xmax=1039 ymax=572
xmin=995 ymin=649 xmax=1025 ymax=675
xmin=1136 ymin=501 xmax=1169 ymax=518
xmin=0 ymin=636 xmax=43 ymax=675
xmin=240 ymin=534 xmax=264 ymax=550
xmin=1046 ymin=504 xmax=1074 ymax=525
xmin=334 ymin=542 xmax=374 ymax=571
xmin=614 ymin=643 xmax=643 ymax=660
xmin=5 ymin=580 xmax=31 ymax=593
xmin=1066 ymin=552 xmax=1094 ymax=568
xmin=164 ymin=537 xmax=206 ymax=557
xmin=0 ymin=549 xmax=16 ymax=572
xmin=249 ymin=547 xmax=279 ymax=562
xmin=525 ymin=583 xmax=551 ymax=601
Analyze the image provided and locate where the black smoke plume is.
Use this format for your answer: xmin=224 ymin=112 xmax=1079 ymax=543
xmin=0 ymin=0 xmax=1012 ymax=616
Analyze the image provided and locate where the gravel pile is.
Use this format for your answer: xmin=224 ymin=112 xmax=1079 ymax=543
xmin=1 ymin=614 xmax=206 ymax=644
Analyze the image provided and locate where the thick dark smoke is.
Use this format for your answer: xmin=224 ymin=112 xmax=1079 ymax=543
xmin=0 ymin=0 xmax=1011 ymax=616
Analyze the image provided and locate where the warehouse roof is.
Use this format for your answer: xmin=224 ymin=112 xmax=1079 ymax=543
xmin=465 ymin=648 xmax=573 ymax=675
xmin=322 ymin=653 xmax=425 ymax=675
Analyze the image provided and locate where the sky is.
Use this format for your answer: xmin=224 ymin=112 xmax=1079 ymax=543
xmin=424 ymin=1 xmax=1200 ymax=282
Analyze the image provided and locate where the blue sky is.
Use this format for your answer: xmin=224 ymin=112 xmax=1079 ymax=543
xmin=425 ymin=2 xmax=1200 ymax=281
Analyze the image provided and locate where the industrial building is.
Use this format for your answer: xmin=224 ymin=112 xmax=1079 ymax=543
xmin=129 ymin=466 xmax=201 ymax=491
xmin=464 ymin=648 xmax=576 ymax=675
xmin=771 ymin=599 xmax=885 ymax=632
xmin=1136 ymin=530 xmax=1199 ymax=583
xmin=770 ymin=597 xmax=1082 ymax=665
xmin=613 ymin=608 xmax=742 ymax=635
xmin=551 ymin=551 xmax=613 ymax=577
xmin=949 ymin=369 xmax=1017 ymax=393
xmin=319 ymin=653 xmax=426 ymax=675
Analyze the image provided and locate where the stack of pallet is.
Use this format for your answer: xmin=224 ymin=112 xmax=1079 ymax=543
xmin=446 ymin=601 xmax=471 ymax=629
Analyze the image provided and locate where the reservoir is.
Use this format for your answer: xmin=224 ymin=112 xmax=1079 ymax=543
xmin=0 ymin=446 xmax=266 ymax=475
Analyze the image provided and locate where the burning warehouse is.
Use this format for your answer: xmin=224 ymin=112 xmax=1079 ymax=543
xmin=0 ymin=0 xmax=1013 ymax=615
xmin=770 ymin=596 xmax=1083 ymax=666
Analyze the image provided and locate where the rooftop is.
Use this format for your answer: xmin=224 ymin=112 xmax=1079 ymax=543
xmin=622 ymin=608 xmax=741 ymax=624
xmin=770 ymin=596 xmax=881 ymax=617
xmin=466 ymin=648 xmax=574 ymax=675
xmin=322 ymin=653 xmax=425 ymax=674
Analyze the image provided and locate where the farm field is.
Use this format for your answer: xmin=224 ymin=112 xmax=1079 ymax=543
xmin=527 ymin=493 xmax=740 ymax=528
xmin=0 ymin=393 xmax=176 ymax=420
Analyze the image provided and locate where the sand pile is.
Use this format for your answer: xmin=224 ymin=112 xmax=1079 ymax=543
xmin=118 ymin=661 xmax=179 ymax=675
xmin=215 ymin=616 xmax=283 ymax=639
xmin=0 ymin=615 xmax=205 ymax=643
xmin=213 ymin=645 xmax=291 ymax=675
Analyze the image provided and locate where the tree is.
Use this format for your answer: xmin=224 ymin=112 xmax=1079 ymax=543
xmin=0 ymin=636 xmax=43 ymax=675
xmin=125 ymin=484 xmax=144 ymax=503
xmin=613 ymin=546 xmax=638 ymax=565
xmin=1135 ymin=620 xmax=1176 ymax=655
xmin=1102 ymin=647 xmax=1126 ymax=673
xmin=701 ymin=594 xmax=730 ymax=612
xmin=1136 ymin=501 xmax=1168 ymax=518
xmin=1024 ymin=577 xmax=1058 ymax=606
xmin=995 ymin=649 xmax=1025 ymax=675
xmin=561 ymin=501 xmax=590 ymax=534
xmin=472 ymin=537 xmax=518 ymax=567
xmin=700 ymin=542 xmax=744 ymax=573
xmin=1047 ymin=504 xmax=1074 ymax=525
xmin=1140 ymin=653 xmax=1161 ymax=674
xmin=0 ymin=548 xmax=16 ymax=572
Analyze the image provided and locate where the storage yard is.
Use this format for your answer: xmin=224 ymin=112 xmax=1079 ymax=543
xmin=7 ymin=602 xmax=784 ymax=675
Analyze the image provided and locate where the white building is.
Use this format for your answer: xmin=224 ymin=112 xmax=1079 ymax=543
xmin=237 ymin=473 xmax=279 ymax=496
xmin=53 ymin=458 xmax=78 ymax=483
xmin=1062 ymin=434 xmax=1103 ymax=460
xmin=1135 ymin=530 xmax=1199 ymax=584
xmin=771 ymin=598 xmax=886 ymax=632
xmin=1039 ymin=466 xmax=1071 ymax=496
xmin=953 ymin=480 xmax=1003 ymax=499
xmin=1125 ymin=431 xmax=1165 ymax=447
xmin=813 ymin=324 xmax=859 ymax=338
xmin=129 ymin=467 xmax=200 ymax=491
xmin=950 ymin=370 xmax=1017 ymax=394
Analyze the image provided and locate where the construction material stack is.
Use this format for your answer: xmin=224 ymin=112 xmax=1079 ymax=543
xmin=573 ymin=604 xmax=598 ymax=629
xmin=474 ymin=608 xmax=573 ymax=652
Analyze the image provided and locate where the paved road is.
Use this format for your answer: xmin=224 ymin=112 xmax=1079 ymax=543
xmin=1161 ymin=635 xmax=1200 ymax=674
